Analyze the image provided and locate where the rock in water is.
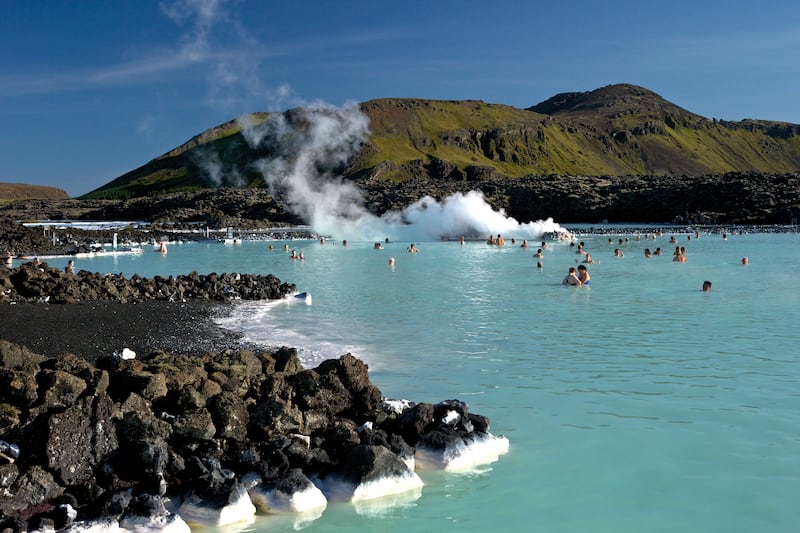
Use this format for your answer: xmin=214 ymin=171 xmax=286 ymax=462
xmin=316 ymin=445 xmax=424 ymax=502
xmin=245 ymin=468 xmax=327 ymax=514
xmin=176 ymin=481 xmax=256 ymax=528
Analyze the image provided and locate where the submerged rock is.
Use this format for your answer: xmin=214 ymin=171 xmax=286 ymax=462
xmin=316 ymin=444 xmax=424 ymax=502
xmin=176 ymin=481 xmax=255 ymax=528
xmin=414 ymin=400 xmax=509 ymax=472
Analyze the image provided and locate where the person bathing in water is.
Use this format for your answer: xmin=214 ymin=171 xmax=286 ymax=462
xmin=577 ymin=264 xmax=590 ymax=285
xmin=562 ymin=267 xmax=581 ymax=286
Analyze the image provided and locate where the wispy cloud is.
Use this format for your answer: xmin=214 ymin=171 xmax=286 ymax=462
xmin=0 ymin=2 xmax=422 ymax=106
xmin=0 ymin=0 xmax=268 ymax=99
xmin=136 ymin=113 xmax=157 ymax=141
xmin=0 ymin=48 xmax=242 ymax=97
xmin=158 ymin=0 xmax=226 ymax=64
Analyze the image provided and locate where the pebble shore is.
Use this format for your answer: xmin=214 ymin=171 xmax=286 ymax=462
xmin=0 ymin=300 xmax=244 ymax=364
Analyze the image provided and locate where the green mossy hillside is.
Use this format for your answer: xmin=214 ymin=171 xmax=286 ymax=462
xmin=81 ymin=85 xmax=800 ymax=200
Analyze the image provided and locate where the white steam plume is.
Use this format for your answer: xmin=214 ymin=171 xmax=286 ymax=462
xmin=241 ymin=103 xmax=563 ymax=241
xmin=192 ymin=149 xmax=244 ymax=187
xmin=159 ymin=0 xmax=289 ymax=112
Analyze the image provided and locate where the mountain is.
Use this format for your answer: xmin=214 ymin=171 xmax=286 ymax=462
xmin=81 ymin=84 xmax=800 ymax=201
xmin=0 ymin=182 xmax=70 ymax=201
xmin=525 ymin=84 xmax=800 ymax=175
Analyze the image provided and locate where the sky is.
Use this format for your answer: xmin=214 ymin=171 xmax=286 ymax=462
xmin=1 ymin=0 xmax=799 ymax=197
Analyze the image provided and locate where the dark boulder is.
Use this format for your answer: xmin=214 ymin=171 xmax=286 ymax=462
xmin=114 ymin=410 xmax=172 ymax=479
xmin=110 ymin=362 xmax=168 ymax=402
xmin=0 ymin=465 xmax=63 ymax=517
xmin=37 ymin=369 xmax=87 ymax=410
xmin=172 ymin=408 xmax=217 ymax=442
xmin=396 ymin=402 xmax=435 ymax=445
xmin=207 ymin=391 xmax=249 ymax=441
xmin=308 ymin=354 xmax=382 ymax=417
xmin=44 ymin=394 xmax=119 ymax=487
xmin=0 ymin=342 xmax=45 ymax=408
xmin=43 ymin=352 xmax=109 ymax=396
xmin=96 ymin=490 xmax=133 ymax=520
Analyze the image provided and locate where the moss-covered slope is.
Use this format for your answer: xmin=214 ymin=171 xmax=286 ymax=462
xmin=82 ymin=84 xmax=800 ymax=200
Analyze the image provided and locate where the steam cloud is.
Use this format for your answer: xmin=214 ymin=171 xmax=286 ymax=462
xmin=192 ymin=150 xmax=245 ymax=187
xmin=239 ymin=103 xmax=564 ymax=242
xmin=159 ymin=2 xmax=562 ymax=240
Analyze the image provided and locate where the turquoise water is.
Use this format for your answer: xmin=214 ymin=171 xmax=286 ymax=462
xmin=42 ymin=230 xmax=800 ymax=532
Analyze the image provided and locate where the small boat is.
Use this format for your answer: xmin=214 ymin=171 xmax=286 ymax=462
xmin=292 ymin=291 xmax=312 ymax=304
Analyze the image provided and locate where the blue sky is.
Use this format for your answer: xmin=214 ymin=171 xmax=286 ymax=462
xmin=2 ymin=0 xmax=799 ymax=197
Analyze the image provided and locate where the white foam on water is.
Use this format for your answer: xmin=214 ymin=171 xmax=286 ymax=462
xmin=62 ymin=513 xmax=191 ymax=533
xmin=119 ymin=512 xmax=191 ymax=533
xmin=214 ymin=301 xmax=362 ymax=369
xmin=176 ymin=485 xmax=256 ymax=528
xmin=415 ymin=433 xmax=510 ymax=473
xmin=62 ymin=519 xmax=122 ymax=533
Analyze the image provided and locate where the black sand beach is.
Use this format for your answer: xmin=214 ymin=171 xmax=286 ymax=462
xmin=0 ymin=300 xmax=245 ymax=363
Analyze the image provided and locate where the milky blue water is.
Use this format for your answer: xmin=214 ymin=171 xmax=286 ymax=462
xmin=42 ymin=229 xmax=800 ymax=532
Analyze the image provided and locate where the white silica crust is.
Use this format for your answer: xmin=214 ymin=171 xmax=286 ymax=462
xmin=317 ymin=469 xmax=424 ymax=503
xmin=248 ymin=483 xmax=328 ymax=514
xmin=415 ymin=432 xmax=510 ymax=472
xmin=176 ymin=484 xmax=256 ymax=528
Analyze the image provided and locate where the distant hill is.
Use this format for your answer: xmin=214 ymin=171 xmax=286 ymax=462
xmin=0 ymin=182 xmax=70 ymax=202
xmin=82 ymin=84 xmax=800 ymax=200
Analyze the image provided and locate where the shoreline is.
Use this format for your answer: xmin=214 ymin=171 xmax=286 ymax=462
xmin=0 ymin=300 xmax=247 ymax=363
